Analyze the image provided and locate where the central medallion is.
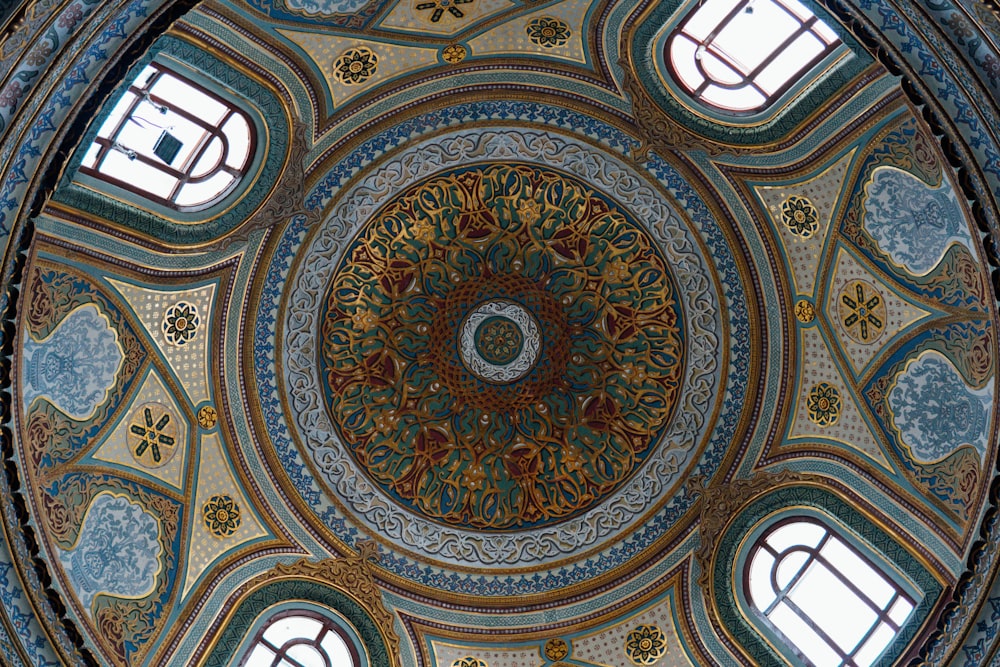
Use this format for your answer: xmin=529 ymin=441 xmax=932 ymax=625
xmin=319 ymin=163 xmax=686 ymax=530
xmin=460 ymin=300 xmax=540 ymax=382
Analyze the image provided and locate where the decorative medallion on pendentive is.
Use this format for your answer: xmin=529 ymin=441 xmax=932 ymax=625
xmin=442 ymin=43 xmax=467 ymax=63
xmin=129 ymin=402 xmax=178 ymax=468
xmin=203 ymin=495 xmax=241 ymax=537
xmin=795 ymin=299 xmax=815 ymax=324
xmin=416 ymin=0 xmax=473 ymax=22
xmin=526 ymin=17 xmax=571 ymax=47
xmin=197 ymin=405 xmax=218 ymax=429
xmin=625 ymin=624 xmax=667 ymax=665
xmin=162 ymin=301 xmax=199 ymax=346
xmin=319 ymin=163 xmax=685 ymax=530
xmin=807 ymin=382 xmax=841 ymax=426
xmin=839 ymin=280 xmax=886 ymax=343
xmin=543 ymin=637 xmax=570 ymax=660
xmin=781 ymin=195 xmax=819 ymax=238
xmin=451 ymin=658 xmax=487 ymax=667
xmin=334 ymin=47 xmax=378 ymax=85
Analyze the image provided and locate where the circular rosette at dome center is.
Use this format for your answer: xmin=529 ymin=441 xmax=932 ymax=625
xmin=274 ymin=124 xmax=740 ymax=574
xmin=318 ymin=163 xmax=686 ymax=530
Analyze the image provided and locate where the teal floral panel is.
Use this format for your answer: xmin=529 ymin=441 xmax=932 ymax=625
xmin=21 ymin=304 xmax=123 ymax=421
xmin=889 ymin=351 xmax=993 ymax=462
xmin=862 ymin=166 xmax=974 ymax=276
xmin=284 ymin=0 xmax=374 ymax=15
xmin=57 ymin=493 xmax=161 ymax=611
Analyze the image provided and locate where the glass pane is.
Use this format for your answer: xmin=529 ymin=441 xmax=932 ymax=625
xmin=190 ymin=137 xmax=224 ymax=178
xmin=766 ymin=521 xmax=826 ymax=552
xmin=755 ymin=34 xmax=825 ymax=93
xmin=714 ymin=4 xmax=798 ymax=73
xmin=82 ymin=143 xmax=101 ymax=169
xmin=176 ymin=171 xmax=236 ymax=207
xmin=286 ymin=644 xmax=327 ymax=667
xmin=889 ymin=597 xmax=914 ymax=625
xmin=684 ymin=0 xmax=741 ymax=40
xmin=789 ymin=561 xmax=878 ymax=651
xmin=101 ymin=151 xmax=178 ymax=198
xmin=775 ymin=549 xmax=810 ymax=590
xmin=244 ymin=644 xmax=276 ymax=667
xmin=701 ymin=51 xmax=746 ymax=86
xmin=150 ymin=73 xmax=228 ymax=124
xmin=779 ymin=0 xmax=816 ymax=21
xmin=819 ymin=537 xmax=895 ymax=608
xmin=263 ymin=616 xmax=324 ymax=647
xmin=670 ymin=36 xmax=705 ymax=90
xmin=770 ymin=602 xmax=842 ymax=667
xmin=223 ymin=114 xmax=252 ymax=168
xmin=814 ymin=18 xmax=839 ymax=43
xmin=701 ymin=83 xmax=765 ymax=111
xmin=97 ymin=91 xmax=139 ymax=140
xmin=853 ymin=623 xmax=897 ymax=667
xmin=748 ymin=549 xmax=777 ymax=608
xmin=320 ymin=631 xmax=354 ymax=666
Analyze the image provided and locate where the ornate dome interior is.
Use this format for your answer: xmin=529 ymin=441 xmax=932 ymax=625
xmin=1 ymin=0 xmax=1000 ymax=665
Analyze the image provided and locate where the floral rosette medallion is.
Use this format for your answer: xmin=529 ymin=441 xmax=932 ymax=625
xmin=319 ymin=163 xmax=685 ymax=530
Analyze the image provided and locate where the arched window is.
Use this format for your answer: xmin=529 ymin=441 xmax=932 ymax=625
xmin=79 ymin=62 xmax=254 ymax=210
xmin=666 ymin=0 xmax=841 ymax=113
xmin=240 ymin=609 xmax=359 ymax=667
xmin=744 ymin=517 xmax=915 ymax=667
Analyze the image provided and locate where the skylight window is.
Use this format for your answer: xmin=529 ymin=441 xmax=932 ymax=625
xmin=667 ymin=0 xmax=841 ymax=113
xmin=744 ymin=518 xmax=915 ymax=667
xmin=80 ymin=62 xmax=253 ymax=211
xmin=241 ymin=610 xmax=357 ymax=667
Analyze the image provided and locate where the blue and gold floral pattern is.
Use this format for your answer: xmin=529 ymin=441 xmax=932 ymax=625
xmin=781 ymin=196 xmax=819 ymax=238
xmin=807 ymin=382 xmax=841 ymax=426
xmin=526 ymin=17 xmax=571 ymax=47
xmin=625 ymin=624 xmax=667 ymax=665
xmin=161 ymin=301 xmax=199 ymax=347
xmin=202 ymin=495 xmax=241 ymax=538
xmin=334 ymin=47 xmax=378 ymax=85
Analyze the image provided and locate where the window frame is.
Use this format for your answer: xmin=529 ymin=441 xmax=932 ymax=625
xmin=664 ymin=0 xmax=842 ymax=115
xmin=78 ymin=61 xmax=256 ymax=212
xmin=742 ymin=515 xmax=916 ymax=667
xmin=706 ymin=485 xmax=942 ymax=667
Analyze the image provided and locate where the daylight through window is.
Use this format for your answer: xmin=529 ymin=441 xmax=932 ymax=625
xmin=667 ymin=0 xmax=841 ymax=112
xmin=81 ymin=62 xmax=253 ymax=210
xmin=744 ymin=517 xmax=914 ymax=667
xmin=240 ymin=610 xmax=357 ymax=667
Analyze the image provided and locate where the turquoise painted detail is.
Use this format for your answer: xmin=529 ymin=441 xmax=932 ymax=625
xmin=57 ymin=493 xmax=161 ymax=611
xmin=889 ymin=351 xmax=992 ymax=462
xmin=711 ymin=485 xmax=943 ymax=667
xmin=21 ymin=304 xmax=123 ymax=421
xmin=862 ymin=166 xmax=972 ymax=275
xmin=52 ymin=35 xmax=288 ymax=244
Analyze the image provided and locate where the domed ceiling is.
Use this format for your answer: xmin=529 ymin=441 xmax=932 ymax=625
xmin=1 ymin=0 xmax=1000 ymax=665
